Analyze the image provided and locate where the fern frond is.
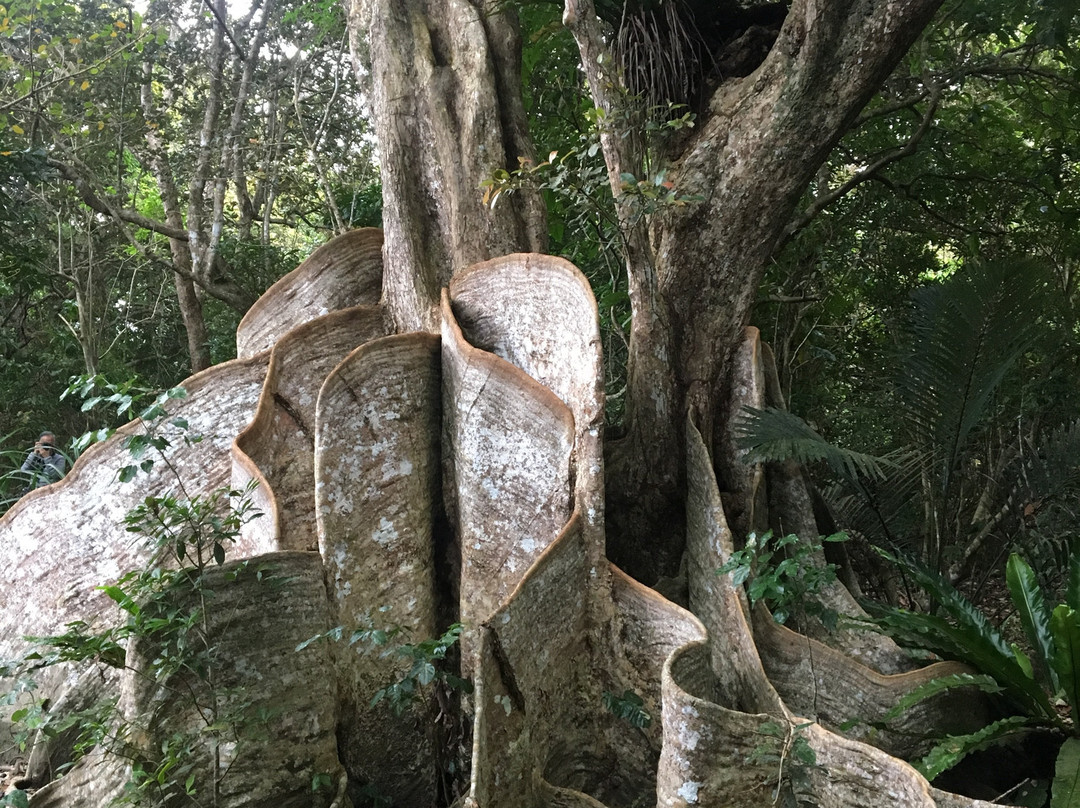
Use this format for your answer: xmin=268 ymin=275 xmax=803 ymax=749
xmin=916 ymin=716 xmax=1036 ymax=781
xmin=881 ymin=672 xmax=1003 ymax=722
xmin=899 ymin=258 xmax=1052 ymax=497
xmin=735 ymin=406 xmax=889 ymax=481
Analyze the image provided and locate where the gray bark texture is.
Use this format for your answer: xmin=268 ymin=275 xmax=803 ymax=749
xmin=0 ymin=233 xmax=1008 ymax=807
xmin=556 ymin=0 xmax=947 ymax=580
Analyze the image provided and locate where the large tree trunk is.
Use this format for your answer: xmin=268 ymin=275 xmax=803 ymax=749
xmin=354 ymin=0 xmax=941 ymax=578
xmin=0 ymin=3 xmax=1006 ymax=808
xmin=0 ymin=235 xmax=998 ymax=808
xmin=561 ymin=0 xmax=943 ymax=577
xmin=341 ymin=1 xmax=990 ymax=806
xmin=349 ymin=0 xmax=548 ymax=333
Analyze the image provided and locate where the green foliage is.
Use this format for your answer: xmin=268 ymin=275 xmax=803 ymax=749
xmin=735 ymin=406 xmax=889 ymax=482
xmin=917 ymin=716 xmax=1039 ymax=781
xmin=297 ymin=618 xmax=472 ymax=717
xmin=879 ymin=672 xmax=1003 ymax=723
xmin=1053 ymin=738 xmax=1080 ymax=808
xmin=864 ymin=549 xmax=1058 ymax=721
xmin=63 ymin=374 xmax=194 ymax=480
xmin=746 ymin=720 xmax=821 ymax=800
xmin=897 ymin=258 xmax=1050 ymax=502
xmin=718 ymin=530 xmax=847 ymax=630
xmin=0 ymin=790 xmax=29 ymax=808
xmin=122 ymin=483 xmax=259 ymax=572
xmin=0 ymin=0 xmax=376 ymax=440
xmin=370 ymin=624 xmax=471 ymax=716
xmin=868 ymin=550 xmax=1080 ymax=799
xmin=1009 ymin=554 xmax=1060 ymax=693
xmin=602 ymin=689 xmax=651 ymax=728
xmin=748 ymin=257 xmax=1075 ymax=581
xmin=333 ymin=182 xmax=382 ymax=229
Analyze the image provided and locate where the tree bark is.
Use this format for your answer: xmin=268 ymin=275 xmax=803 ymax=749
xmin=349 ymin=0 xmax=547 ymax=333
xmin=557 ymin=0 xmax=944 ymax=578
xmin=655 ymin=0 xmax=944 ymax=437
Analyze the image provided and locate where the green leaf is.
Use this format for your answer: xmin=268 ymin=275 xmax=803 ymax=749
xmin=875 ymin=549 xmax=1015 ymax=660
xmin=1053 ymin=738 xmax=1080 ymax=808
xmin=735 ymin=406 xmax=889 ymax=481
xmin=99 ymin=585 xmax=136 ymax=614
xmin=1068 ymin=554 xmax=1080 ymax=614
xmin=118 ymin=465 xmax=138 ymax=483
xmin=1012 ymin=644 xmax=1035 ymax=680
xmin=295 ymin=634 xmax=323 ymax=652
xmin=898 ymin=259 xmax=1050 ymax=499
xmin=1051 ymin=605 xmax=1080 ymax=719
xmin=213 ymin=542 xmax=225 ymax=566
xmin=1007 ymin=554 xmax=1058 ymax=692
xmin=602 ymin=690 xmax=652 ymax=728
xmin=415 ymin=661 xmax=436 ymax=686
xmin=917 ymin=716 xmax=1034 ymax=780
xmin=881 ymin=672 xmax=1004 ymax=722
xmin=2 ymin=789 xmax=29 ymax=808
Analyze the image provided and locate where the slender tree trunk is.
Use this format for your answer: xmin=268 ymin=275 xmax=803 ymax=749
xmin=141 ymin=62 xmax=211 ymax=373
xmin=64 ymin=216 xmax=100 ymax=377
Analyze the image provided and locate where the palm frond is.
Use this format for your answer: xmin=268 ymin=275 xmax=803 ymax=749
xmin=828 ymin=446 xmax=927 ymax=550
xmin=735 ymin=406 xmax=889 ymax=482
xmin=898 ymin=258 xmax=1053 ymax=496
xmin=1008 ymin=419 xmax=1080 ymax=590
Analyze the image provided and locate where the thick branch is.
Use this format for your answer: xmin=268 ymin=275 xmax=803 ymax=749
xmin=783 ymin=83 xmax=941 ymax=242
xmin=47 ymin=158 xmax=187 ymax=241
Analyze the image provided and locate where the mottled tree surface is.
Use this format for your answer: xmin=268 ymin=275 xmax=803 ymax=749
xmin=0 ymin=232 xmax=1002 ymax=807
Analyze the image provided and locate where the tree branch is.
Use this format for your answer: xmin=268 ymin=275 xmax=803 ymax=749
xmin=46 ymin=158 xmax=252 ymax=311
xmin=200 ymin=0 xmax=247 ymax=61
xmin=782 ymin=83 xmax=941 ymax=243
xmin=0 ymin=31 xmax=153 ymax=114
xmin=47 ymin=158 xmax=188 ymax=240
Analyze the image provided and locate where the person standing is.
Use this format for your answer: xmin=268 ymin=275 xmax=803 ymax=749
xmin=20 ymin=431 xmax=66 ymax=491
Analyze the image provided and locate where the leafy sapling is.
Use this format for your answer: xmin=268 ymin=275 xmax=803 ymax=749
xmin=746 ymin=719 xmax=822 ymax=802
xmin=64 ymin=375 xmax=196 ymax=479
xmin=297 ymin=616 xmax=472 ymax=716
xmin=718 ymin=530 xmax=848 ymax=630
